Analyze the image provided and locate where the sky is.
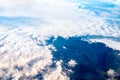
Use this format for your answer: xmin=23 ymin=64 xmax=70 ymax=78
xmin=0 ymin=0 xmax=120 ymax=79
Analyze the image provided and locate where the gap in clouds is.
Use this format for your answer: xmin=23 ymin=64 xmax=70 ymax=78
xmin=46 ymin=36 xmax=120 ymax=80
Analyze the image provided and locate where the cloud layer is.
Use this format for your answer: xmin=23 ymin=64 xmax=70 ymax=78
xmin=0 ymin=0 xmax=120 ymax=79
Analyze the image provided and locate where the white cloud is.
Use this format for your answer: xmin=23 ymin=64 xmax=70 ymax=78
xmin=89 ymin=39 xmax=120 ymax=50
xmin=0 ymin=26 xmax=71 ymax=79
xmin=103 ymin=0 xmax=120 ymax=4
xmin=0 ymin=27 xmax=53 ymax=79
xmin=107 ymin=69 xmax=115 ymax=77
xmin=63 ymin=46 xmax=67 ymax=49
xmin=68 ymin=59 xmax=77 ymax=67
xmin=107 ymin=69 xmax=116 ymax=80
xmin=0 ymin=0 xmax=120 ymax=79
xmin=44 ymin=60 xmax=69 ymax=80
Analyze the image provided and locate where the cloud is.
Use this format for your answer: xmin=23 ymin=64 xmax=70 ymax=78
xmin=0 ymin=27 xmax=53 ymax=79
xmin=89 ymin=39 xmax=120 ymax=50
xmin=0 ymin=0 xmax=120 ymax=79
xmin=0 ymin=27 xmax=71 ymax=79
xmin=44 ymin=60 xmax=69 ymax=80
xmin=107 ymin=69 xmax=115 ymax=77
xmin=0 ymin=0 xmax=38 ymax=6
xmin=68 ymin=60 xmax=77 ymax=67
xmin=103 ymin=0 xmax=120 ymax=4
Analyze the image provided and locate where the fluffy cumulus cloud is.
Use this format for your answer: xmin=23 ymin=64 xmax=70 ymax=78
xmin=68 ymin=59 xmax=77 ymax=67
xmin=0 ymin=0 xmax=120 ymax=79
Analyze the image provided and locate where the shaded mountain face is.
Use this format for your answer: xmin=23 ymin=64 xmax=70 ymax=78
xmin=46 ymin=36 xmax=120 ymax=80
